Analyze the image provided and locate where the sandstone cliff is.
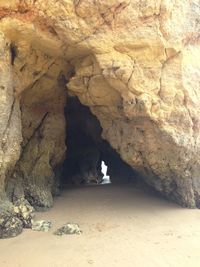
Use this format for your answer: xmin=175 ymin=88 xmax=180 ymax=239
xmin=0 ymin=0 xmax=200 ymax=238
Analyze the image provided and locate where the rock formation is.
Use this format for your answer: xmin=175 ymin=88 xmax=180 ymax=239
xmin=0 ymin=0 xmax=200 ymax=238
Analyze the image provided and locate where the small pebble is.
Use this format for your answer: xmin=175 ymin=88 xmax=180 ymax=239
xmin=54 ymin=223 xmax=82 ymax=236
xmin=32 ymin=220 xmax=52 ymax=232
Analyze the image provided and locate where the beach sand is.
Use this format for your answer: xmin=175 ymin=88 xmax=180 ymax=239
xmin=0 ymin=184 xmax=200 ymax=267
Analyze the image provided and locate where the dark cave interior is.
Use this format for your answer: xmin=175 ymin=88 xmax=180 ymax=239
xmin=62 ymin=96 xmax=137 ymax=187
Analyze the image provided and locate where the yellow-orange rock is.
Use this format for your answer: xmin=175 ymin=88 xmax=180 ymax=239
xmin=0 ymin=0 xmax=200 ymax=238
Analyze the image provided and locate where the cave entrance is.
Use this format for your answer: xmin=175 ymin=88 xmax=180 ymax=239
xmin=62 ymin=96 xmax=135 ymax=187
xmin=62 ymin=96 xmax=110 ymax=186
xmin=101 ymin=161 xmax=111 ymax=185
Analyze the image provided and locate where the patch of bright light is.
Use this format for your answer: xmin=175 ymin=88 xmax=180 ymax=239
xmin=101 ymin=161 xmax=111 ymax=184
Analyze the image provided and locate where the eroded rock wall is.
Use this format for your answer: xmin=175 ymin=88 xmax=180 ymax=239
xmin=0 ymin=35 xmax=21 ymax=198
xmin=0 ymin=34 xmax=23 ymax=238
xmin=8 ymin=62 xmax=67 ymax=209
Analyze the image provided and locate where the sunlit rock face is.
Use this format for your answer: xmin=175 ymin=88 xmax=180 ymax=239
xmin=0 ymin=0 xmax=200 ymax=238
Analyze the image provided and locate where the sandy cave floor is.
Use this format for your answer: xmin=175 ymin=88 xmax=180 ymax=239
xmin=0 ymin=184 xmax=200 ymax=267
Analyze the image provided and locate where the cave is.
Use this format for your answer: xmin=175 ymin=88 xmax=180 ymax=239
xmin=0 ymin=1 xmax=200 ymax=240
xmin=2 ymin=73 xmax=138 ymax=238
xmin=62 ymin=96 xmax=137 ymax=187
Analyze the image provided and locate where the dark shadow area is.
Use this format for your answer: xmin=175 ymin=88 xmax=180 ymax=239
xmin=61 ymin=96 xmax=138 ymax=187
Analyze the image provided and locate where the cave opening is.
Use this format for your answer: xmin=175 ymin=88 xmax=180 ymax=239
xmin=3 ymin=70 xmax=139 ymax=214
xmin=61 ymin=96 xmax=136 ymax=188
xmin=62 ymin=96 xmax=109 ymax=187
xmin=101 ymin=161 xmax=111 ymax=185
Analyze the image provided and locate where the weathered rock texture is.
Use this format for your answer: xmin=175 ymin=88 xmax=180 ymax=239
xmin=0 ymin=0 xmax=200 ymax=237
